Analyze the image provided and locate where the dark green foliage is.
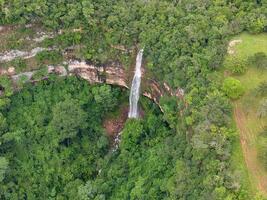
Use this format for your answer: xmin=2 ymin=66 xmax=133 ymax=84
xmin=0 ymin=76 xmax=246 ymax=199
xmin=1 ymin=1 xmax=265 ymax=87
xmin=0 ymin=77 xmax=121 ymax=199
xmin=256 ymin=81 xmax=267 ymax=97
xmin=257 ymin=99 xmax=267 ymax=118
xmin=35 ymin=50 xmax=63 ymax=65
xmin=198 ymin=91 xmax=232 ymax=127
xmin=120 ymin=119 xmax=144 ymax=151
xmin=42 ymin=32 xmax=82 ymax=49
xmin=48 ymin=98 xmax=87 ymax=143
xmin=258 ymin=128 xmax=267 ymax=169
xmin=11 ymin=58 xmax=27 ymax=72
xmin=0 ymin=1 xmax=265 ymax=199
xmin=245 ymin=11 xmax=267 ymax=34
xmin=248 ymin=52 xmax=267 ymax=70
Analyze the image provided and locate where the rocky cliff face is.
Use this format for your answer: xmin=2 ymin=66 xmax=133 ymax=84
xmin=68 ymin=60 xmax=184 ymax=110
xmin=1 ymin=60 xmax=184 ymax=111
xmin=68 ymin=60 xmax=128 ymax=88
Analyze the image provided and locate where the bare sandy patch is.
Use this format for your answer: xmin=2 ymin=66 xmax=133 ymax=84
xmin=228 ymin=39 xmax=242 ymax=55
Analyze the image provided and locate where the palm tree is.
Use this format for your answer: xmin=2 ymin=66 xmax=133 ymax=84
xmin=257 ymin=98 xmax=267 ymax=118
xmin=256 ymin=81 xmax=267 ymax=97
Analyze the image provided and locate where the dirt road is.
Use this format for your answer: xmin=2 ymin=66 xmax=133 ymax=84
xmin=234 ymin=103 xmax=267 ymax=195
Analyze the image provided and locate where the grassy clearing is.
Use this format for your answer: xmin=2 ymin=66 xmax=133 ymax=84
xmin=230 ymin=135 xmax=255 ymax=196
xmin=232 ymin=33 xmax=267 ymax=58
xmin=232 ymin=33 xmax=267 ymax=143
xmin=225 ymin=33 xmax=267 ymax=196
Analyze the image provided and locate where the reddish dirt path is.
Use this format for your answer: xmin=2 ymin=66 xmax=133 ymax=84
xmin=103 ymin=104 xmax=145 ymax=148
xmin=103 ymin=106 xmax=129 ymax=143
xmin=234 ymin=103 xmax=267 ymax=195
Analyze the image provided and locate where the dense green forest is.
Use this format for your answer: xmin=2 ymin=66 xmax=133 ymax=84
xmin=0 ymin=0 xmax=267 ymax=199
xmin=0 ymin=77 xmax=121 ymax=198
xmin=0 ymin=76 xmax=245 ymax=199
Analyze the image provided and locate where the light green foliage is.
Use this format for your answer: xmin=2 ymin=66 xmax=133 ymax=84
xmin=160 ymin=96 xmax=180 ymax=128
xmin=0 ymin=98 xmax=10 ymax=109
xmin=32 ymin=67 xmax=48 ymax=80
xmin=17 ymin=74 xmax=29 ymax=88
xmin=258 ymin=128 xmax=267 ymax=169
xmin=0 ymin=76 xmax=13 ymax=97
xmin=0 ymin=113 xmax=7 ymax=134
xmin=11 ymin=58 xmax=27 ymax=72
xmin=121 ymin=119 xmax=144 ymax=150
xmin=48 ymin=99 xmax=86 ymax=143
xmin=246 ymin=11 xmax=267 ymax=34
xmin=231 ymin=34 xmax=267 ymax=60
xmin=254 ymin=192 xmax=267 ymax=200
xmin=92 ymin=85 xmax=118 ymax=112
xmin=226 ymin=34 xmax=267 ymax=196
xmin=0 ymin=157 xmax=8 ymax=182
xmin=222 ymin=77 xmax=245 ymax=99
xmin=225 ymin=56 xmax=247 ymax=75
xmin=78 ymin=181 xmax=96 ymax=200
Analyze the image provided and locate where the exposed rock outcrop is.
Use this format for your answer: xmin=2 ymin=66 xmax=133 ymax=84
xmin=1 ymin=60 xmax=184 ymax=112
xmin=0 ymin=47 xmax=52 ymax=62
xmin=68 ymin=60 xmax=128 ymax=88
xmin=228 ymin=39 xmax=242 ymax=55
xmin=68 ymin=60 xmax=184 ymax=110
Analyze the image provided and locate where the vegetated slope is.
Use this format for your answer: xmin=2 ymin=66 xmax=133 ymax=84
xmin=0 ymin=76 xmax=124 ymax=199
xmin=0 ymin=76 xmax=181 ymax=199
xmin=0 ymin=76 xmax=250 ymax=199
xmin=0 ymin=1 xmax=266 ymax=199
xmin=0 ymin=76 xmax=253 ymax=199
xmin=225 ymin=33 xmax=267 ymax=196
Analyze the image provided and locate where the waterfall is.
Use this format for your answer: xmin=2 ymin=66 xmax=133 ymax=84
xmin=128 ymin=49 xmax=144 ymax=118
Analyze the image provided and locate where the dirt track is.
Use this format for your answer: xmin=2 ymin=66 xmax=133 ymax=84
xmin=234 ymin=103 xmax=267 ymax=195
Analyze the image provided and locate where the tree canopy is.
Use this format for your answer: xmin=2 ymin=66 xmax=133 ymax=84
xmin=0 ymin=0 xmax=266 ymax=199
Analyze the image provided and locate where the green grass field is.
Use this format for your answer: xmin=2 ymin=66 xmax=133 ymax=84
xmin=232 ymin=33 xmax=267 ymax=59
xmin=226 ymin=33 xmax=267 ymax=197
xmin=232 ymin=33 xmax=267 ymax=142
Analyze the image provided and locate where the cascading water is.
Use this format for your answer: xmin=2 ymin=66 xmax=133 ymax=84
xmin=128 ymin=49 xmax=144 ymax=118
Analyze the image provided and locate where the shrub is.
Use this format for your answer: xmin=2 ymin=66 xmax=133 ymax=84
xmin=36 ymin=50 xmax=63 ymax=64
xmin=256 ymin=81 xmax=267 ymax=97
xmin=17 ymin=75 xmax=30 ymax=88
xmin=248 ymin=52 xmax=267 ymax=70
xmin=224 ymin=56 xmax=247 ymax=75
xmin=0 ymin=76 xmax=13 ymax=97
xmin=222 ymin=77 xmax=245 ymax=99
xmin=257 ymin=99 xmax=267 ymax=118
xmin=258 ymin=128 xmax=267 ymax=169
xmin=42 ymin=32 xmax=82 ymax=49
xmin=32 ymin=67 xmax=49 ymax=80
xmin=246 ymin=13 xmax=266 ymax=34
xmin=11 ymin=58 xmax=27 ymax=72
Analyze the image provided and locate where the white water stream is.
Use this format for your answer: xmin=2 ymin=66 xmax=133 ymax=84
xmin=128 ymin=49 xmax=143 ymax=118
